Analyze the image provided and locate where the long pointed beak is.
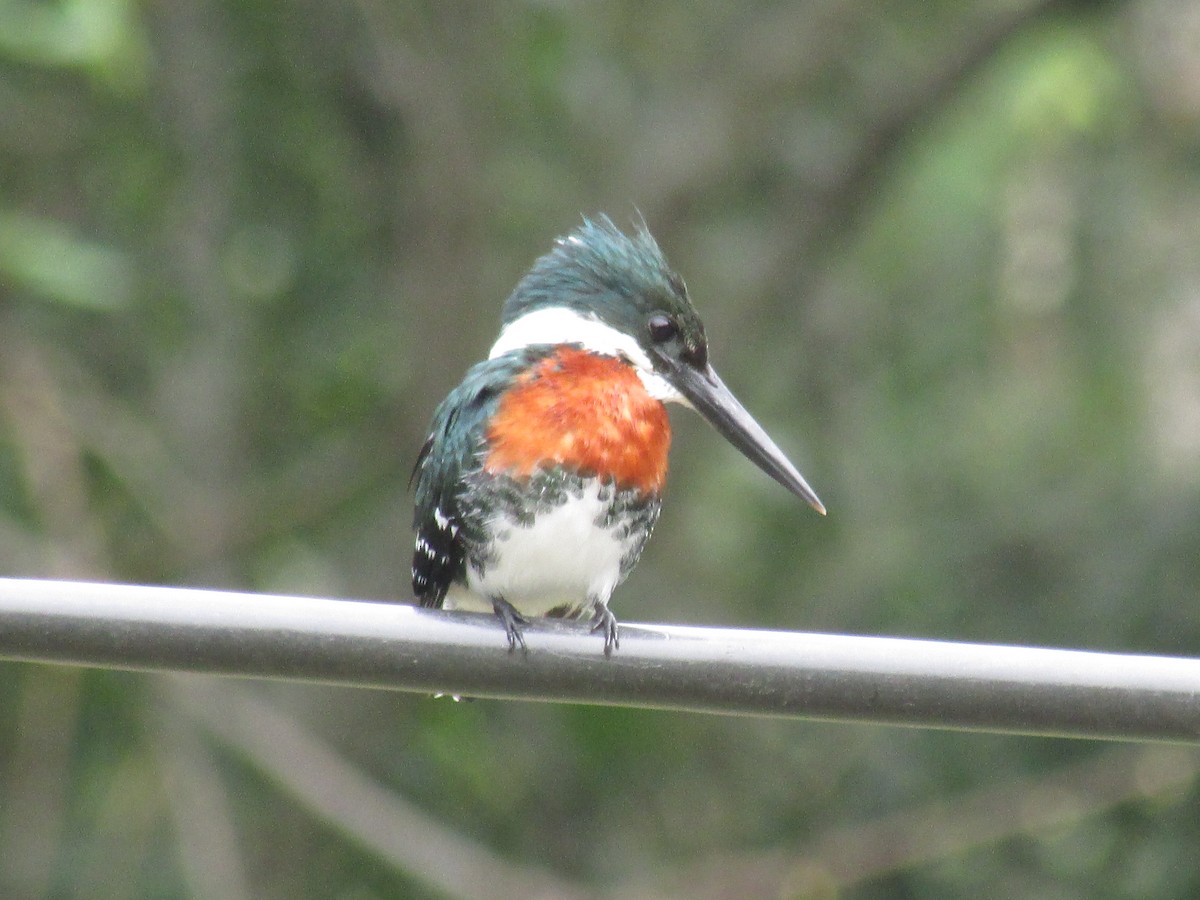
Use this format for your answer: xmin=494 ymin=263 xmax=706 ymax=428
xmin=667 ymin=361 xmax=826 ymax=515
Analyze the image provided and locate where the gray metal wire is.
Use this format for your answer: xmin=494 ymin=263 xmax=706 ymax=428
xmin=0 ymin=576 xmax=1197 ymax=743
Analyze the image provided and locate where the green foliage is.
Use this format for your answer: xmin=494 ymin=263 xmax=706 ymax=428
xmin=0 ymin=211 xmax=135 ymax=310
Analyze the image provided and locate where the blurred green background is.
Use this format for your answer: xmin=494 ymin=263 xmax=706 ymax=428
xmin=3 ymin=1 xmax=1200 ymax=897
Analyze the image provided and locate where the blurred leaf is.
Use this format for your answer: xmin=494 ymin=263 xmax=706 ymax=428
xmin=0 ymin=0 xmax=143 ymax=79
xmin=0 ymin=211 xmax=134 ymax=311
xmin=1007 ymin=27 xmax=1129 ymax=138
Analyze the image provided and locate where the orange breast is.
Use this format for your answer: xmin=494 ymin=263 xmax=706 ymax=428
xmin=484 ymin=348 xmax=671 ymax=494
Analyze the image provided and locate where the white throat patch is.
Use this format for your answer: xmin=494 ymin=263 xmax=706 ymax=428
xmin=489 ymin=306 xmax=684 ymax=403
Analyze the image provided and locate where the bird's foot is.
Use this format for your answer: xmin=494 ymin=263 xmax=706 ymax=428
xmin=590 ymin=605 xmax=620 ymax=657
xmin=492 ymin=597 xmax=529 ymax=654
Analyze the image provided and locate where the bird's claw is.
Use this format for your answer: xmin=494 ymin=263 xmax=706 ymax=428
xmin=492 ymin=597 xmax=529 ymax=655
xmin=591 ymin=605 xmax=620 ymax=657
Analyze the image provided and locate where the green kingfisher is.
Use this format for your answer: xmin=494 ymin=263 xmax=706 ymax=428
xmin=411 ymin=216 xmax=824 ymax=655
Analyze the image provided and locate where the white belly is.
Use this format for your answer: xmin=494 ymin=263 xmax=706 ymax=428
xmin=444 ymin=481 xmax=635 ymax=618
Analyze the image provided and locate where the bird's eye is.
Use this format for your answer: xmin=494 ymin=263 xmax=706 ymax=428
xmin=647 ymin=314 xmax=678 ymax=344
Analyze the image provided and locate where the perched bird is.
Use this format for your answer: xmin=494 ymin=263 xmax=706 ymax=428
xmin=411 ymin=216 xmax=824 ymax=654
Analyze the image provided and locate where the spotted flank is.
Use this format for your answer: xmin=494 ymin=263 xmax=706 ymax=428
xmin=455 ymin=469 xmax=660 ymax=616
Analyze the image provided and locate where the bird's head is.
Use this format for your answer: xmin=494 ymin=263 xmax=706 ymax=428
xmin=490 ymin=216 xmax=824 ymax=514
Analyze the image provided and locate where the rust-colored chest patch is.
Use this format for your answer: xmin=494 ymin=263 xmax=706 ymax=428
xmin=484 ymin=348 xmax=671 ymax=494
